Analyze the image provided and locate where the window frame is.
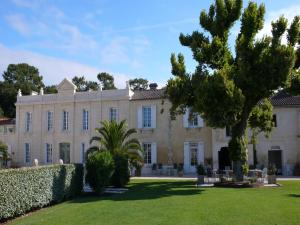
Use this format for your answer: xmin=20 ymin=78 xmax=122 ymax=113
xmin=142 ymin=106 xmax=152 ymax=128
xmin=189 ymin=143 xmax=198 ymax=166
xmin=82 ymin=109 xmax=89 ymax=131
xmin=143 ymin=143 xmax=152 ymax=164
xmin=25 ymin=112 xmax=32 ymax=132
xmin=62 ymin=110 xmax=69 ymax=131
xmin=47 ymin=111 xmax=53 ymax=132
xmin=46 ymin=143 xmax=53 ymax=163
xmin=109 ymin=107 xmax=117 ymax=122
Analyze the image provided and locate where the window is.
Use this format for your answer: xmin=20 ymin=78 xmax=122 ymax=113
xmin=24 ymin=143 xmax=31 ymax=163
xmin=143 ymin=143 xmax=152 ymax=164
xmin=142 ymin=106 xmax=152 ymax=128
xmin=47 ymin=111 xmax=53 ymax=131
xmin=46 ymin=143 xmax=53 ymax=163
xmin=226 ymin=126 xmax=232 ymax=137
xmin=190 ymin=143 xmax=198 ymax=166
xmin=109 ymin=108 xmax=117 ymax=122
xmin=63 ymin=111 xmax=69 ymax=131
xmin=25 ymin=112 xmax=32 ymax=132
xmin=81 ymin=143 xmax=85 ymax=163
xmin=272 ymin=114 xmax=277 ymax=127
xmin=188 ymin=112 xmax=198 ymax=127
xmin=82 ymin=109 xmax=89 ymax=130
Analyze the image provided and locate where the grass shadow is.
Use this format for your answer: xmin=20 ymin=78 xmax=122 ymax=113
xmin=70 ymin=180 xmax=204 ymax=203
xmin=288 ymin=194 xmax=300 ymax=198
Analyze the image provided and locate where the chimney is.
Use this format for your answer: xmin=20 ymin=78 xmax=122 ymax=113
xmin=149 ymin=83 xmax=158 ymax=90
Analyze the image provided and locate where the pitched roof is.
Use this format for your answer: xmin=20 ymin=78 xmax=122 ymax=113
xmin=131 ymin=88 xmax=166 ymax=100
xmin=0 ymin=118 xmax=15 ymax=126
xmin=269 ymin=90 xmax=300 ymax=107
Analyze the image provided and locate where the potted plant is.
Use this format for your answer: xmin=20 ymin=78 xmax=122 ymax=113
xmin=267 ymin=164 xmax=277 ymax=184
xmin=196 ymin=164 xmax=206 ymax=184
xmin=177 ymin=163 xmax=184 ymax=177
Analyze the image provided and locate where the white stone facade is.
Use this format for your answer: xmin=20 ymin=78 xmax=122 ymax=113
xmin=1 ymin=78 xmax=300 ymax=175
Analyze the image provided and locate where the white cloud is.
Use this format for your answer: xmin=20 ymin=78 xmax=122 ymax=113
xmin=5 ymin=14 xmax=31 ymax=36
xmin=0 ymin=44 xmax=131 ymax=88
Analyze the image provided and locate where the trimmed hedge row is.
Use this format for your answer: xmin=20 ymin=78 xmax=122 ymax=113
xmin=0 ymin=164 xmax=83 ymax=221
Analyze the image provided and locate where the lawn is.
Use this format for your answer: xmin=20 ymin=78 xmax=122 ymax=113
xmin=8 ymin=179 xmax=300 ymax=225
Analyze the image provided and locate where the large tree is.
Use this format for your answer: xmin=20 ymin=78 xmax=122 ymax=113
xmin=129 ymin=78 xmax=149 ymax=90
xmin=167 ymin=0 xmax=299 ymax=180
xmin=97 ymin=72 xmax=116 ymax=90
xmin=0 ymin=63 xmax=45 ymax=118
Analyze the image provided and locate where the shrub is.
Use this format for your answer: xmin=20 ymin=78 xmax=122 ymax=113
xmin=196 ymin=164 xmax=206 ymax=175
xmin=85 ymin=151 xmax=115 ymax=194
xmin=110 ymin=153 xmax=130 ymax=187
xmin=0 ymin=164 xmax=83 ymax=221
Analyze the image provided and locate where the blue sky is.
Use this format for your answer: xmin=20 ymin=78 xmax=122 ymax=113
xmin=0 ymin=0 xmax=299 ymax=88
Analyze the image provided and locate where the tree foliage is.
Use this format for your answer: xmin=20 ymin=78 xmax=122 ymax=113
xmin=129 ymin=78 xmax=149 ymax=90
xmin=72 ymin=76 xmax=99 ymax=92
xmin=167 ymin=0 xmax=299 ymax=179
xmin=97 ymin=72 xmax=116 ymax=90
xmin=85 ymin=151 xmax=115 ymax=194
xmin=88 ymin=120 xmax=143 ymax=187
xmin=44 ymin=85 xmax=58 ymax=94
xmin=0 ymin=63 xmax=45 ymax=118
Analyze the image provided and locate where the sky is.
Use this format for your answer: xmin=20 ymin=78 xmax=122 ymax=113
xmin=0 ymin=0 xmax=300 ymax=88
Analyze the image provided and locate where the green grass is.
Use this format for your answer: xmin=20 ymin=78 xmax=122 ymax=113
xmin=8 ymin=179 xmax=300 ymax=225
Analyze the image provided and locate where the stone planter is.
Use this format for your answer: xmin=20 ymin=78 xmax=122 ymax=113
xmin=197 ymin=175 xmax=205 ymax=184
xmin=268 ymin=175 xmax=277 ymax=184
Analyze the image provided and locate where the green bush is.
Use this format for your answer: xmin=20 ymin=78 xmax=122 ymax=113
xmin=85 ymin=151 xmax=115 ymax=194
xmin=111 ymin=153 xmax=130 ymax=187
xmin=0 ymin=164 xmax=83 ymax=221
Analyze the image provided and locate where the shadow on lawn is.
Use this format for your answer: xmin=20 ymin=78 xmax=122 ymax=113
xmin=71 ymin=181 xmax=204 ymax=203
xmin=288 ymin=194 xmax=300 ymax=198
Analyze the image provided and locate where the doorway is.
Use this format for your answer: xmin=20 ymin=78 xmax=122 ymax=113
xmin=59 ymin=143 xmax=70 ymax=164
xmin=268 ymin=150 xmax=282 ymax=175
xmin=218 ymin=147 xmax=231 ymax=170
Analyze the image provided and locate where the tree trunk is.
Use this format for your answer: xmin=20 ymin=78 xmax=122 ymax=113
xmin=253 ymin=144 xmax=257 ymax=168
xmin=229 ymin=105 xmax=251 ymax=181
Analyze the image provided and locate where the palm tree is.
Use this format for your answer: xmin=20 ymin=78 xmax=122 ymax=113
xmin=87 ymin=119 xmax=143 ymax=165
xmin=87 ymin=120 xmax=143 ymax=187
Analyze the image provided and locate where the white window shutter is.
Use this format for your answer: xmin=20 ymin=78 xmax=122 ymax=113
xmin=183 ymin=109 xmax=189 ymax=128
xmin=151 ymin=105 xmax=156 ymax=128
xmin=183 ymin=142 xmax=190 ymax=173
xmin=197 ymin=115 xmax=204 ymax=127
xmin=197 ymin=142 xmax=204 ymax=164
xmin=151 ymin=142 xmax=157 ymax=164
xmin=137 ymin=106 xmax=142 ymax=128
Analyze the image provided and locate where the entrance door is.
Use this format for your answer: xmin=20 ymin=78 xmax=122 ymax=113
xmin=218 ymin=147 xmax=231 ymax=170
xmin=268 ymin=150 xmax=282 ymax=175
xmin=184 ymin=142 xmax=204 ymax=173
xmin=59 ymin=143 xmax=70 ymax=164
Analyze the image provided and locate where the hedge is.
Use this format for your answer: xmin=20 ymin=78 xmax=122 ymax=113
xmin=0 ymin=164 xmax=83 ymax=221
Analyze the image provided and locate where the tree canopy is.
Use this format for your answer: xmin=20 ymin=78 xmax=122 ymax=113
xmin=129 ymin=78 xmax=149 ymax=90
xmin=167 ymin=0 xmax=300 ymax=180
xmin=0 ymin=63 xmax=45 ymax=118
xmin=97 ymin=72 xmax=116 ymax=90
xmin=72 ymin=76 xmax=99 ymax=92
